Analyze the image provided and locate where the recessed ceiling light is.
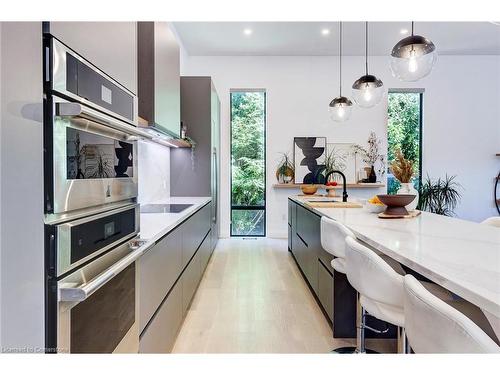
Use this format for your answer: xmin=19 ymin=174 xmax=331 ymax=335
xmin=400 ymin=28 xmax=409 ymax=35
xmin=243 ymin=28 xmax=252 ymax=36
xmin=321 ymin=28 xmax=330 ymax=36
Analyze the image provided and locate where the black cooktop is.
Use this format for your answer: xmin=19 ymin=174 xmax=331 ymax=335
xmin=140 ymin=204 xmax=193 ymax=214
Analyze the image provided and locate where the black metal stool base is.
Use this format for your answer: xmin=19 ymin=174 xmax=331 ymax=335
xmin=330 ymin=346 xmax=379 ymax=354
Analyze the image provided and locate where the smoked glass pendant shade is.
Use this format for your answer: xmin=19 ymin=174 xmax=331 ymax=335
xmin=329 ymin=96 xmax=353 ymax=122
xmin=352 ymin=22 xmax=384 ymax=108
xmin=352 ymin=74 xmax=384 ymax=108
xmin=390 ymin=34 xmax=437 ymax=82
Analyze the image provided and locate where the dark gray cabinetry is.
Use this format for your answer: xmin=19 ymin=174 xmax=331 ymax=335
xmin=288 ymin=198 xmax=397 ymax=340
xmin=139 ymin=277 xmax=182 ymax=353
xmin=288 ymin=198 xmax=338 ymax=329
xmin=295 ymin=204 xmax=321 ymax=293
xmin=137 ymin=22 xmax=180 ymax=137
xmin=139 ymin=203 xmax=213 ymax=353
xmin=139 ymin=227 xmax=182 ymax=333
xmin=182 ymin=203 xmax=211 ymax=268
xmin=181 ymin=246 xmax=201 ymax=315
xmin=170 ymin=77 xmax=220 ymax=251
xmin=317 ymin=260 xmax=334 ymax=321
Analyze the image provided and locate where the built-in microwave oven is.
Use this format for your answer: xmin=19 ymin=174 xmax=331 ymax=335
xmin=44 ymin=37 xmax=148 ymax=215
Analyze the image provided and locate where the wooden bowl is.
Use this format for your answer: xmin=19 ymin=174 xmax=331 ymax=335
xmin=301 ymin=184 xmax=318 ymax=195
xmin=376 ymin=194 xmax=416 ymax=216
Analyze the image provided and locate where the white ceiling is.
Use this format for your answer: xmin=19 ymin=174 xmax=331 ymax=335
xmin=173 ymin=22 xmax=500 ymax=56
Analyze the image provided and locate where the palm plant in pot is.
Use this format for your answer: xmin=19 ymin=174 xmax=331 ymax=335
xmin=418 ymin=175 xmax=462 ymax=216
xmin=276 ymin=153 xmax=294 ymax=184
xmin=390 ymin=148 xmax=418 ymax=211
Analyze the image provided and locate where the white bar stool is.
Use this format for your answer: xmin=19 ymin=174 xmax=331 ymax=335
xmin=481 ymin=217 xmax=500 ymax=228
xmin=320 ymin=216 xmax=354 ymax=274
xmin=344 ymin=236 xmax=409 ymax=353
xmin=322 ymin=217 xmax=413 ymax=353
xmin=403 ymin=274 xmax=500 ymax=353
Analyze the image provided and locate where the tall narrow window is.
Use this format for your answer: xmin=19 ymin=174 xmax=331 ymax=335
xmin=387 ymin=90 xmax=423 ymax=194
xmin=230 ymin=90 xmax=266 ymax=237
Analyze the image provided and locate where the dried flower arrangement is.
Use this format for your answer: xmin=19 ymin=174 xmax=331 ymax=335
xmin=390 ymin=148 xmax=414 ymax=183
xmin=352 ymin=131 xmax=383 ymax=166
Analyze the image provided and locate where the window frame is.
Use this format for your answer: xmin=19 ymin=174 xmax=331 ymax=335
xmin=229 ymin=89 xmax=267 ymax=237
xmin=387 ymin=88 xmax=424 ymax=192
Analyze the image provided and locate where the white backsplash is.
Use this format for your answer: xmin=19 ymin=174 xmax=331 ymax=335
xmin=138 ymin=140 xmax=170 ymax=204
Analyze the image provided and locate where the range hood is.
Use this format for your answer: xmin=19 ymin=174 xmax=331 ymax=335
xmin=137 ymin=22 xmax=187 ymax=148
xmin=138 ymin=117 xmax=184 ymax=148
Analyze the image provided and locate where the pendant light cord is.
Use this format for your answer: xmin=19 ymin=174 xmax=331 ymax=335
xmin=365 ymin=21 xmax=368 ymax=76
xmin=339 ymin=21 xmax=342 ymax=96
xmin=411 ymin=21 xmax=414 ymax=36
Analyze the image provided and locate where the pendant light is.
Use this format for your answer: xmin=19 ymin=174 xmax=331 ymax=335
xmin=390 ymin=21 xmax=437 ymax=82
xmin=352 ymin=22 xmax=384 ymax=108
xmin=329 ymin=22 xmax=353 ymax=122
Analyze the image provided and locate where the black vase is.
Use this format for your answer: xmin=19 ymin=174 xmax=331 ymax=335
xmin=368 ymin=165 xmax=377 ymax=183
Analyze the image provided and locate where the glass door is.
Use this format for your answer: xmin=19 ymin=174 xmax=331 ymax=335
xmin=230 ymin=90 xmax=266 ymax=237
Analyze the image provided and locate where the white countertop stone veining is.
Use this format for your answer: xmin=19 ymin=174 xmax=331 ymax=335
xmin=290 ymin=196 xmax=500 ymax=319
xmin=139 ymin=197 xmax=211 ymax=243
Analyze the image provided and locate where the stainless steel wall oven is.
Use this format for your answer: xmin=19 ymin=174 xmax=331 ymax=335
xmin=46 ymin=204 xmax=148 ymax=353
xmin=43 ymin=34 xmax=150 ymax=353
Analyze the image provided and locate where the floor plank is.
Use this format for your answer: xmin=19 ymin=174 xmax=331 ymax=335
xmin=172 ymin=238 xmax=395 ymax=353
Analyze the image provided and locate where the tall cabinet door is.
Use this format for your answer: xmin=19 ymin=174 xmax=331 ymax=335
xmin=153 ymin=22 xmax=180 ymax=137
xmin=210 ymin=85 xmax=220 ymax=251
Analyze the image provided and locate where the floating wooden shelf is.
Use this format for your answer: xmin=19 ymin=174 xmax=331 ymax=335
xmin=496 ymin=153 xmax=500 ymax=156
xmin=169 ymin=138 xmax=192 ymax=148
xmin=273 ymin=183 xmax=386 ymax=189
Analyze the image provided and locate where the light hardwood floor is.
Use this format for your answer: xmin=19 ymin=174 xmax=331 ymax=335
xmin=172 ymin=238 xmax=393 ymax=353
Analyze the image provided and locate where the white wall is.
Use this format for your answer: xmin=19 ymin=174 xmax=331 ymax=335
xmin=0 ymin=22 xmax=3 ymax=348
xmin=138 ymin=140 xmax=171 ymax=204
xmin=182 ymin=55 xmax=500 ymax=238
xmin=1 ymin=22 xmax=45 ymax=350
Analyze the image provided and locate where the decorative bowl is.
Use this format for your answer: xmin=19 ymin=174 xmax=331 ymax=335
xmin=376 ymin=194 xmax=416 ymax=216
xmin=301 ymin=184 xmax=318 ymax=195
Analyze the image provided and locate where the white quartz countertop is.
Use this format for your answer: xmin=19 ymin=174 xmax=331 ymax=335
xmin=139 ymin=197 xmax=211 ymax=243
xmin=290 ymin=196 xmax=500 ymax=319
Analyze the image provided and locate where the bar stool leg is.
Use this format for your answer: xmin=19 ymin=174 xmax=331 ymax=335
xmin=355 ymin=293 xmax=365 ymax=352
xmin=397 ymin=327 xmax=411 ymax=354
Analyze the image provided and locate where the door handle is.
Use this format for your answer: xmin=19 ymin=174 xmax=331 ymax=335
xmin=58 ymin=239 xmax=154 ymax=302
xmin=56 ymin=102 xmax=153 ymax=140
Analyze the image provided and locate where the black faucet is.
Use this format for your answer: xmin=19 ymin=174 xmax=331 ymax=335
xmin=324 ymin=170 xmax=348 ymax=202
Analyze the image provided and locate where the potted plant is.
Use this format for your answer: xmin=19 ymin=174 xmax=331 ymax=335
xmin=276 ymin=153 xmax=294 ymax=184
xmin=390 ymin=148 xmax=418 ymax=211
xmin=322 ymin=146 xmax=348 ymax=196
xmin=419 ymin=175 xmax=462 ymax=216
xmin=182 ymin=136 xmax=197 ymax=170
xmin=352 ymin=131 xmax=383 ymax=183
xmin=324 ymin=146 xmax=347 ymax=182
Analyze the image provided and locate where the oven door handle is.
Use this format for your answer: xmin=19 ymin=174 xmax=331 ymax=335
xmin=58 ymin=240 xmax=154 ymax=302
xmin=56 ymin=102 xmax=153 ymax=141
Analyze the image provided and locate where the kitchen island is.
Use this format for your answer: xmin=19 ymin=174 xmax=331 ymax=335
xmin=288 ymin=195 xmax=500 ymax=339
